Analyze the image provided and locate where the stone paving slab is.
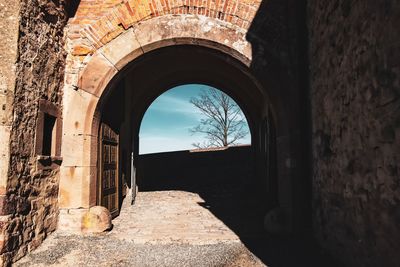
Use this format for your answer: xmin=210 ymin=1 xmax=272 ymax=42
xmin=110 ymin=191 xmax=240 ymax=245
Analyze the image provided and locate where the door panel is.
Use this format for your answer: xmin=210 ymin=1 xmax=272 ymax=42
xmin=99 ymin=123 xmax=119 ymax=217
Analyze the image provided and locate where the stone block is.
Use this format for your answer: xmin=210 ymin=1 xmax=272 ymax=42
xmin=58 ymin=208 xmax=88 ymax=233
xmin=0 ymin=195 xmax=14 ymax=216
xmin=59 ymin=166 xmax=96 ymax=209
xmin=28 ymin=235 xmax=44 ymax=252
xmin=72 ymin=44 xmax=94 ymax=56
xmin=0 ymin=215 xmax=11 ymax=254
xmin=61 ymin=133 xmax=96 ymax=167
xmin=43 ymin=216 xmax=57 ymax=233
xmin=131 ymin=15 xmax=252 ymax=62
xmin=99 ymin=28 xmax=143 ymax=70
xmin=63 ymin=85 xmax=99 ymax=136
xmin=0 ymin=125 xmax=11 ymax=187
xmin=82 ymin=206 xmax=112 ymax=233
xmin=77 ymin=53 xmax=117 ymax=97
xmin=14 ymin=244 xmax=28 ymax=262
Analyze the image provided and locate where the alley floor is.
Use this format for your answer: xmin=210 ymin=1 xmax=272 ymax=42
xmin=15 ymin=189 xmax=337 ymax=267
xmin=15 ymin=190 xmax=265 ymax=267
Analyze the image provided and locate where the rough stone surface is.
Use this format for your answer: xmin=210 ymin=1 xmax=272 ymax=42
xmin=1 ymin=0 xmax=398 ymax=266
xmin=14 ymin=190 xmax=336 ymax=267
xmin=82 ymin=206 xmax=112 ymax=233
xmin=0 ymin=0 xmax=69 ymax=265
xmin=14 ymin=190 xmax=265 ymax=267
xmin=111 ymin=191 xmax=241 ymax=244
xmin=0 ymin=0 xmax=19 ymax=191
xmin=308 ymin=1 xmax=400 ymax=266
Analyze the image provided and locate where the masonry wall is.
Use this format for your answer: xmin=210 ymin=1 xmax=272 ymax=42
xmin=0 ymin=1 xmax=20 ymax=263
xmin=0 ymin=0 xmax=19 ymax=203
xmin=308 ymin=1 xmax=400 ymax=266
xmin=0 ymin=0 xmax=69 ymax=265
xmin=137 ymin=146 xmax=255 ymax=192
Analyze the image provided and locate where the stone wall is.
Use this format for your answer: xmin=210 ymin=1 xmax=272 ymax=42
xmin=0 ymin=0 xmax=69 ymax=265
xmin=0 ymin=0 xmax=19 ymax=204
xmin=308 ymin=1 xmax=400 ymax=266
xmin=137 ymin=146 xmax=255 ymax=191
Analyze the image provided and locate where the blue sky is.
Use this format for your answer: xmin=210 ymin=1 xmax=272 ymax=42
xmin=139 ymin=84 xmax=251 ymax=154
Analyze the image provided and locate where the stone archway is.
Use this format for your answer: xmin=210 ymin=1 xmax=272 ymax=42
xmin=59 ymin=2 xmax=309 ymax=233
xmin=59 ymin=16 xmax=266 ymax=230
xmin=110 ymin=44 xmax=269 ymax=202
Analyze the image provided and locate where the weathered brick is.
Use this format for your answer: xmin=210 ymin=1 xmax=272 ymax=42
xmin=69 ymin=0 xmax=260 ymax=53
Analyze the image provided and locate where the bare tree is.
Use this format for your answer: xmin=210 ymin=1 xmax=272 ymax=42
xmin=189 ymin=87 xmax=249 ymax=148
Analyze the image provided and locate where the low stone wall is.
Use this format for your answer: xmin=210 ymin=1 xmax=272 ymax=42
xmin=137 ymin=145 xmax=255 ymax=192
xmin=308 ymin=1 xmax=400 ymax=266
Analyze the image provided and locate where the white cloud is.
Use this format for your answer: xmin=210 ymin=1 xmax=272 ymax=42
xmin=148 ymin=95 xmax=203 ymax=118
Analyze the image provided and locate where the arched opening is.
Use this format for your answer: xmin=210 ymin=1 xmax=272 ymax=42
xmin=94 ymin=44 xmax=277 ymax=216
xmin=54 ymin=0 xmax=311 ymax=252
xmin=90 ymin=44 xmax=279 ymax=261
xmin=138 ymin=84 xmax=252 ymax=155
xmin=58 ymin=10 xmax=313 ymax=264
xmin=131 ymin=83 xmax=264 ymax=240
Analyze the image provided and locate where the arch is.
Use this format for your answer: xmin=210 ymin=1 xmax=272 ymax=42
xmin=70 ymin=0 xmax=260 ymax=52
xmin=59 ymin=14 xmax=271 ymax=231
xmin=59 ymin=12 xmax=303 ymax=234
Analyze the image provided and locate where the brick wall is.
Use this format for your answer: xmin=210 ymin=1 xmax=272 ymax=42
xmin=66 ymin=0 xmax=260 ymax=52
xmin=71 ymin=0 xmax=123 ymax=24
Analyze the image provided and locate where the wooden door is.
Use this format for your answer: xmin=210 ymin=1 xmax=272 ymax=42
xmin=99 ymin=123 xmax=119 ymax=217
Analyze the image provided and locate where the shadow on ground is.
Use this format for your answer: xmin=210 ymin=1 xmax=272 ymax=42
xmin=136 ymin=149 xmax=340 ymax=267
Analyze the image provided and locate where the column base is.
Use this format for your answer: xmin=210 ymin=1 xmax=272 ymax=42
xmin=58 ymin=208 xmax=89 ymax=233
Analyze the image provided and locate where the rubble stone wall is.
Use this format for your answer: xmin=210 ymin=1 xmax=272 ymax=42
xmin=308 ymin=1 xmax=400 ymax=266
xmin=0 ymin=0 xmax=69 ymax=265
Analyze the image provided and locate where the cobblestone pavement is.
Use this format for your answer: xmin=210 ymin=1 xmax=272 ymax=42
xmin=110 ymin=191 xmax=241 ymax=244
xmin=15 ymin=191 xmax=266 ymax=267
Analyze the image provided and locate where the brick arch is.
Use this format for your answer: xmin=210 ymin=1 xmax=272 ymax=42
xmin=70 ymin=0 xmax=260 ymax=52
xmin=59 ymin=13 xmax=267 ymax=232
xmin=60 ymin=1 xmax=310 ymax=236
